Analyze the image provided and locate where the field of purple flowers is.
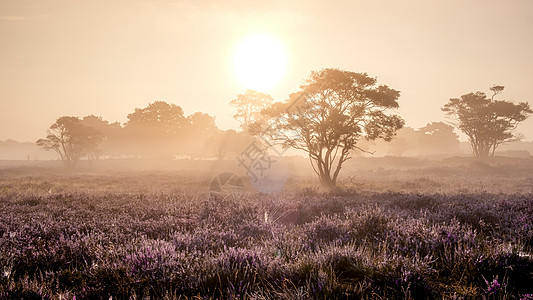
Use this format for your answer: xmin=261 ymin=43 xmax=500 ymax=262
xmin=0 ymin=165 xmax=532 ymax=299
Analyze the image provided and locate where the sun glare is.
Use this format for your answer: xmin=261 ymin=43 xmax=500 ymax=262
xmin=233 ymin=34 xmax=288 ymax=92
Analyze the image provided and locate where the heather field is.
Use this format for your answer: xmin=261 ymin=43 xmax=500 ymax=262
xmin=1 ymin=157 xmax=533 ymax=299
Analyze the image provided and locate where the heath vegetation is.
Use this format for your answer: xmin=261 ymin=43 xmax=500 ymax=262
xmin=0 ymin=158 xmax=532 ymax=299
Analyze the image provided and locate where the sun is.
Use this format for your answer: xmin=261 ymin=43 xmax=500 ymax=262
xmin=233 ymin=34 xmax=288 ymax=92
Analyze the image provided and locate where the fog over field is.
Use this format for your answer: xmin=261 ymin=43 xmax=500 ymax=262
xmin=1 ymin=0 xmax=533 ymax=299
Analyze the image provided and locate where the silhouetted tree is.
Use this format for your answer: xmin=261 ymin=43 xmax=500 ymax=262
xmin=258 ymin=68 xmax=404 ymax=188
xmin=36 ymin=116 xmax=103 ymax=168
xmin=442 ymin=86 xmax=532 ymax=158
xmin=230 ymin=90 xmax=273 ymax=132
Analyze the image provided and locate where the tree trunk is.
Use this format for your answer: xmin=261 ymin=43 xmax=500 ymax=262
xmin=312 ymin=153 xmax=344 ymax=189
xmin=318 ymin=171 xmax=336 ymax=189
xmin=472 ymin=140 xmax=491 ymax=159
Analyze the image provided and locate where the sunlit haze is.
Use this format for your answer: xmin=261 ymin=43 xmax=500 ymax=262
xmin=1 ymin=0 xmax=532 ymax=142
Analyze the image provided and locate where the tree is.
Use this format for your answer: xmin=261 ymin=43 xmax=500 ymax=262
xmin=186 ymin=112 xmax=218 ymax=135
xmin=417 ymin=122 xmax=461 ymax=155
xmin=359 ymin=122 xmax=461 ymax=156
xmin=124 ymin=101 xmax=186 ymax=157
xmin=386 ymin=126 xmax=418 ymax=156
xmin=207 ymin=129 xmax=254 ymax=160
xmin=125 ymin=101 xmax=186 ymax=135
xmin=182 ymin=112 xmax=220 ymax=158
xmin=258 ymin=68 xmax=404 ymax=188
xmin=81 ymin=115 xmax=123 ymax=159
xmin=230 ymin=89 xmax=274 ymax=132
xmin=442 ymin=86 xmax=532 ymax=158
xmin=36 ymin=116 xmax=103 ymax=168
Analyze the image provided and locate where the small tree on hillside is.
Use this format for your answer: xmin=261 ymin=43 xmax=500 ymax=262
xmin=442 ymin=86 xmax=532 ymax=158
xmin=36 ymin=116 xmax=103 ymax=168
xmin=257 ymin=68 xmax=404 ymax=188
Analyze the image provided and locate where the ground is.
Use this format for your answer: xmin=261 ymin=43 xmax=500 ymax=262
xmin=0 ymin=156 xmax=532 ymax=299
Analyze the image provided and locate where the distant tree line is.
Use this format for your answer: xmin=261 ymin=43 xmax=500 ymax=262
xmin=356 ymin=122 xmax=462 ymax=157
xmin=36 ymin=101 xmax=255 ymax=168
xmin=36 ymin=68 xmax=531 ymax=189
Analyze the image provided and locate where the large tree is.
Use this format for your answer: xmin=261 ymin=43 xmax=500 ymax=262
xmin=257 ymin=68 xmax=404 ymax=188
xmin=442 ymin=86 xmax=532 ymax=158
xmin=36 ymin=116 xmax=103 ymax=168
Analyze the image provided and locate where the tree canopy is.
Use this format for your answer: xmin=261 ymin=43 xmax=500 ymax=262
xmin=257 ymin=68 xmax=404 ymax=188
xmin=186 ymin=112 xmax=218 ymax=135
xmin=442 ymin=86 xmax=532 ymax=158
xmin=36 ymin=116 xmax=104 ymax=168
xmin=125 ymin=101 xmax=186 ymax=135
xmin=230 ymin=90 xmax=274 ymax=132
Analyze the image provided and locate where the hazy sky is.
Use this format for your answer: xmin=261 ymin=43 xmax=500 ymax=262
xmin=1 ymin=0 xmax=532 ymax=142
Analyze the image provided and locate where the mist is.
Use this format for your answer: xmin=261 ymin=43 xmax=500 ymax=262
xmin=2 ymin=1 xmax=533 ymax=298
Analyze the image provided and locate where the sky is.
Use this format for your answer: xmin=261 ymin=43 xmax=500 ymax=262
xmin=1 ymin=0 xmax=533 ymax=142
